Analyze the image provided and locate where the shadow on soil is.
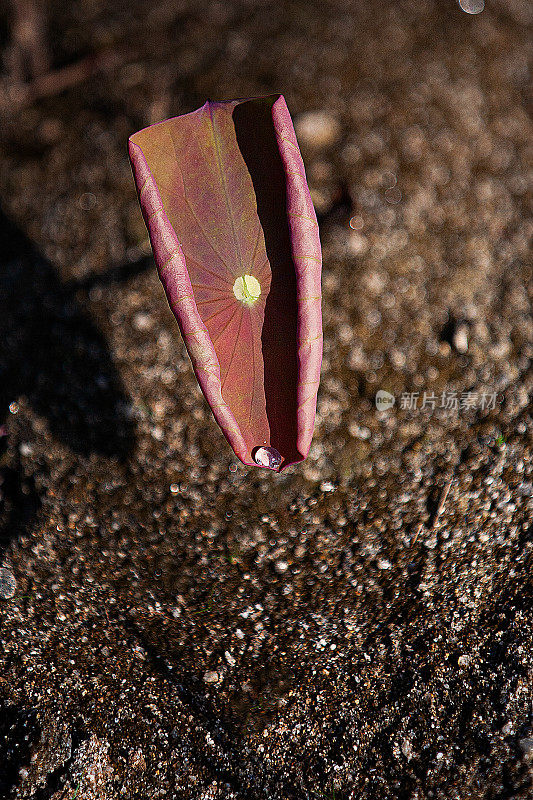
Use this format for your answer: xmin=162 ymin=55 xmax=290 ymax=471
xmin=0 ymin=699 xmax=40 ymax=799
xmin=0 ymin=206 xmax=143 ymax=557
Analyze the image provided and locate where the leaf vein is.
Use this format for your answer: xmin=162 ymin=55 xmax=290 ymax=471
xmin=221 ymin=310 xmax=243 ymax=392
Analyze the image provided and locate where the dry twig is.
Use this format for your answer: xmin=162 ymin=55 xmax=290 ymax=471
xmin=412 ymin=475 xmax=454 ymax=546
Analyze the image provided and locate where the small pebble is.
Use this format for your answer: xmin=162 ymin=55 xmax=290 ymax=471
xmin=453 ymin=325 xmax=469 ymax=353
xmin=348 ymin=232 xmax=369 ymax=255
xmin=348 ymin=422 xmax=371 ymax=439
xmin=225 ymin=651 xmax=236 ymax=667
xmin=519 ymin=738 xmax=533 ymax=759
xmin=203 ymin=670 xmax=219 ymax=684
xmin=0 ymin=568 xmax=17 ymax=599
xmin=133 ymin=312 xmax=153 ymax=331
xmin=401 ymin=738 xmax=414 ymax=760
xmin=295 ymin=111 xmax=341 ymax=149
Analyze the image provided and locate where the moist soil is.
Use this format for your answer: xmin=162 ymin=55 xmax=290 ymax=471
xmin=0 ymin=1 xmax=532 ymax=798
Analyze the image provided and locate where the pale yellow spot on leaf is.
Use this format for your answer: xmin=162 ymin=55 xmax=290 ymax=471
xmin=233 ymin=274 xmax=261 ymax=306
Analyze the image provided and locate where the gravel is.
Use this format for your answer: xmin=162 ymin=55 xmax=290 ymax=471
xmin=0 ymin=568 xmax=17 ymax=599
xmin=0 ymin=0 xmax=532 ymax=798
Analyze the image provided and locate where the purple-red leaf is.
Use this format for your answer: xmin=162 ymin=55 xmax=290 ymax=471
xmin=128 ymin=95 xmax=322 ymax=470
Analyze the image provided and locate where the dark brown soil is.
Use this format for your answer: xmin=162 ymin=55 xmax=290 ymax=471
xmin=0 ymin=1 xmax=532 ymax=798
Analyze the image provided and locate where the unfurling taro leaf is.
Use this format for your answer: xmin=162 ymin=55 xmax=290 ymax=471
xmin=128 ymin=95 xmax=322 ymax=471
